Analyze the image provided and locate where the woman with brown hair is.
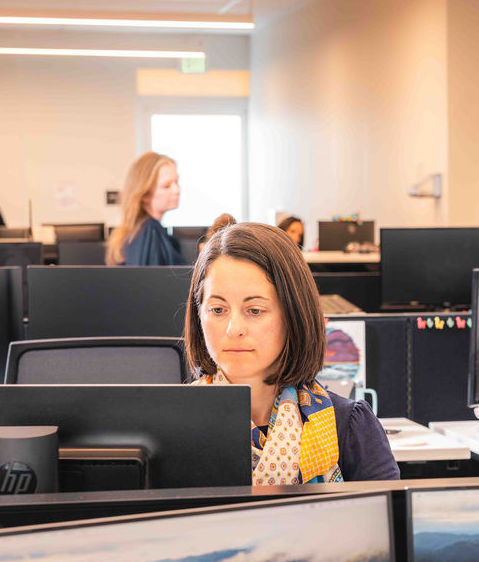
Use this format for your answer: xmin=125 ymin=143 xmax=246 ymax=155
xmin=106 ymin=152 xmax=185 ymax=266
xmin=185 ymin=223 xmax=398 ymax=483
xmin=277 ymin=215 xmax=304 ymax=247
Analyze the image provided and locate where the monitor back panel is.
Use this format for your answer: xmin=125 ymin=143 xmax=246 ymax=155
xmin=313 ymin=272 xmax=381 ymax=312
xmin=0 ymin=385 xmax=252 ymax=490
xmin=318 ymin=221 xmax=374 ymax=251
xmin=410 ymin=313 xmax=476 ymax=424
xmin=27 ymin=266 xmax=192 ymax=339
xmin=57 ymin=242 xmax=106 ymax=265
xmin=381 ymin=227 xmax=479 ymax=307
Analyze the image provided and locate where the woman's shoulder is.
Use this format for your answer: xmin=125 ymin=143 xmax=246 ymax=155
xmin=328 ymin=390 xmax=400 ymax=481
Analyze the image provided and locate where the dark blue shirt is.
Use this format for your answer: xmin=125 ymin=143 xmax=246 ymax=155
xmin=123 ymin=218 xmax=186 ymax=266
xmin=330 ymin=391 xmax=400 ymax=481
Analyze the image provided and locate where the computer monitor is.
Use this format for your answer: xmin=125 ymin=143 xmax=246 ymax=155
xmin=0 ymin=492 xmax=394 ymax=560
xmin=26 ymin=266 xmax=192 ymax=339
xmin=171 ymin=226 xmax=208 ymax=264
xmin=0 ymin=385 xmax=251 ymax=492
xmin=57 ymin=241 xmax=106 ymax=265
xmin=407 ymin=485 xmax=479 ymax=561
xmin=0 ymin=242 xmax=42 ymax=267
xmin=48 ymin=223 xmax=105 ymax=242
xmin=318 ymin=221 xmax=375 ymax=251
xmin=468 ymin=269 xmax=479 ymax=409
xmin=381 ymin=228 xmax=479 ymax=308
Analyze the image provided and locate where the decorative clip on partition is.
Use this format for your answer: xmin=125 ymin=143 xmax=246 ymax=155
xmin=408 ymin=173 xmax=442 ymax=198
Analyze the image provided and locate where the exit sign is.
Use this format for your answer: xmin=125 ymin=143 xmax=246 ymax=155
xmin=181 ymin=57 xmax=206 ymax=74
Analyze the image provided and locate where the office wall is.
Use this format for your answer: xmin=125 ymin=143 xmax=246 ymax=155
xmin=447 ymin=0 xmax=479 ymax=225
xmin=249 ymin=0 xmax=448 ymax=247
xmin=0 ymin=29 xmax=249 ymax=228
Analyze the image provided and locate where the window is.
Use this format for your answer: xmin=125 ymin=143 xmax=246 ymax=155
xmin=151 ymin=113 xmax=245 ymax=226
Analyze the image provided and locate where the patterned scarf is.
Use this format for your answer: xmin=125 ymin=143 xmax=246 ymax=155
xmin=192 ymin=372 xmax=343 ymax=485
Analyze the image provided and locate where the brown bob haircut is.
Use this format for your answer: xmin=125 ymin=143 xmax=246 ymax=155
xmin=184 ymin=222 xmax=325 ymax=389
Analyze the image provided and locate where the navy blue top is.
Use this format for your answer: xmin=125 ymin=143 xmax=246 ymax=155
xmin=329 ymin=391 xmax=400 ymax=481
xmin=123 ymin=218 xmax=186 ymax=266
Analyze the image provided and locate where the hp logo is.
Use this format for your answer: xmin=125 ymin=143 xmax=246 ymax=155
xmin=0 ymin=461 xmax=37 ymax=494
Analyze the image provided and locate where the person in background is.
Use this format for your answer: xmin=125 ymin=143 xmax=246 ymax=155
xmin=198 ymin=213 xmax=237 ymax=253
xmin=106 ymin=152 xmax=186 ymax=266
xmin=185 ymin=223 xmax=399 ymax=483
xmin=277 ymin=215 xmax=304 ymax=248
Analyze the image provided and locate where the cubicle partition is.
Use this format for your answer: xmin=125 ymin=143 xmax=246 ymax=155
xmin=0 ymin=267 xmax=24 ymax=374
xmin=324 ymin=312 xmax=475 ymax=424
xmin=410 ymin=312 xmax=475 ymax=425
xmin=26 ymin=266 xmax=192 ymax=339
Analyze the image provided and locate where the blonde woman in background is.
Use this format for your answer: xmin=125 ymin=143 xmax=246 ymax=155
xmin=106 ymin=152 xmax=186 ymax=266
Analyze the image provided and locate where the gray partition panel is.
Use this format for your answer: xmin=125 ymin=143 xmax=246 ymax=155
xmin=410 ymin=313 xmax=476 ymax=424
xmin=27 ymin=266 xmax=192 ymax=339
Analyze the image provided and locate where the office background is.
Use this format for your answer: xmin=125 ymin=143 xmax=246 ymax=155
xmin=1 ymin=0 xmax=478 ymax=247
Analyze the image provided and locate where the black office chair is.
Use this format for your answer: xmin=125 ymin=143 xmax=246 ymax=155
xmin=4 ymin=337 xmax=187 ymax=384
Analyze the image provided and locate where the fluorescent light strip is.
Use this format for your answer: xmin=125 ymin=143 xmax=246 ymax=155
xmin=0 ymin=48 xmax=205 ymax=59
xmin=0 ymin=16 xmax=255 ymax=30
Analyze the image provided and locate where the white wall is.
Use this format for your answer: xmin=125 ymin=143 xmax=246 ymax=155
xmin=249 ymin=0 xmax=448 ymax=247
xmin=0 ymin=29 xmax=249 ymax=228
xmin=447 ymin=0 xmax=479 ymax=225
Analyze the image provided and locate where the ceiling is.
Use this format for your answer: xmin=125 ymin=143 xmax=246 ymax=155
xmin=0 ymin=0 xmax=308 ymax=28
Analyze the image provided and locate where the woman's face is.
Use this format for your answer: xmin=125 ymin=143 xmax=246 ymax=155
xmin=143 ymin=163 xmax=180 ymax=220
xmin=285 ymin=221 xmax=303 ymax=245
xmin=200 ymin=255 xmax=286 ymax=384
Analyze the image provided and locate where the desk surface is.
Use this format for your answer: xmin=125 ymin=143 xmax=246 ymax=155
xmin=303 ymin=251 xmax=380 ymax=264
xmin=380 ymin=417 xmax=471 ymax=462
xmin=429 ymin=420 xmax=479 ymax=455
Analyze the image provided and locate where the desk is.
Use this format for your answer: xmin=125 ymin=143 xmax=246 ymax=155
xmin=380 ymin=417 xmax=470 ymax=462
xmin=303 ymin=251 xmax=380 ymax=264
xmin=429 ymin=421 xmax=479 ymax=456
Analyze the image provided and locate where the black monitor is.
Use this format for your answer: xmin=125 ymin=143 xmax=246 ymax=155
xmin=26 ymin=265 xmax=192 ymax=339
xmin=57 ymin=241 xmax=106 ymax=265
xmin=318 ymin=221 xmax=375 ymax=251
xmin=171 ymin=226 xmax=208 ymax=264
xmin=468 ymin=269 xmax=479 ymax=409
xmin=381 ymin=228 xmax=479 ymax=308
xmin=48 ymin=223 xmax=105 ymax=242
xmin=0 ymin=384 xmax=251 ymax=492
xmin=0 ymin=242 xmax=42 ymax=267
xmin=406 ymin=485 xmax=479 ymax=561
xmin=0 ymin=491 xmax=394 ymax=560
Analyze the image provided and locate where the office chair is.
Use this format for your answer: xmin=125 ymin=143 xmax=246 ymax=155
xmin=4 ymin=336 xmax=187 ymax=384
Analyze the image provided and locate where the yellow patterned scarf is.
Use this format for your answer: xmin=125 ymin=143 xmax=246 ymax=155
xmin=192 ymin=373 xmax=343 ymax=485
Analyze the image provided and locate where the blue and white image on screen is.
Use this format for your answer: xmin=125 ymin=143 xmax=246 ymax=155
xmin=0 ymin=494 xmax=392 ymax=561
xmin=412 ymin=488 xmax=479 ymax=561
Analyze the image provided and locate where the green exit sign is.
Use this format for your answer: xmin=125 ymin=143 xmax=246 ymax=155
xmin=181 ymin=57 xmax=206 ymax=74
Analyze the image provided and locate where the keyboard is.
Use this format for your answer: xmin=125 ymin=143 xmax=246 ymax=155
xmin=320 ymin=294 xmax=363 ymax=315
